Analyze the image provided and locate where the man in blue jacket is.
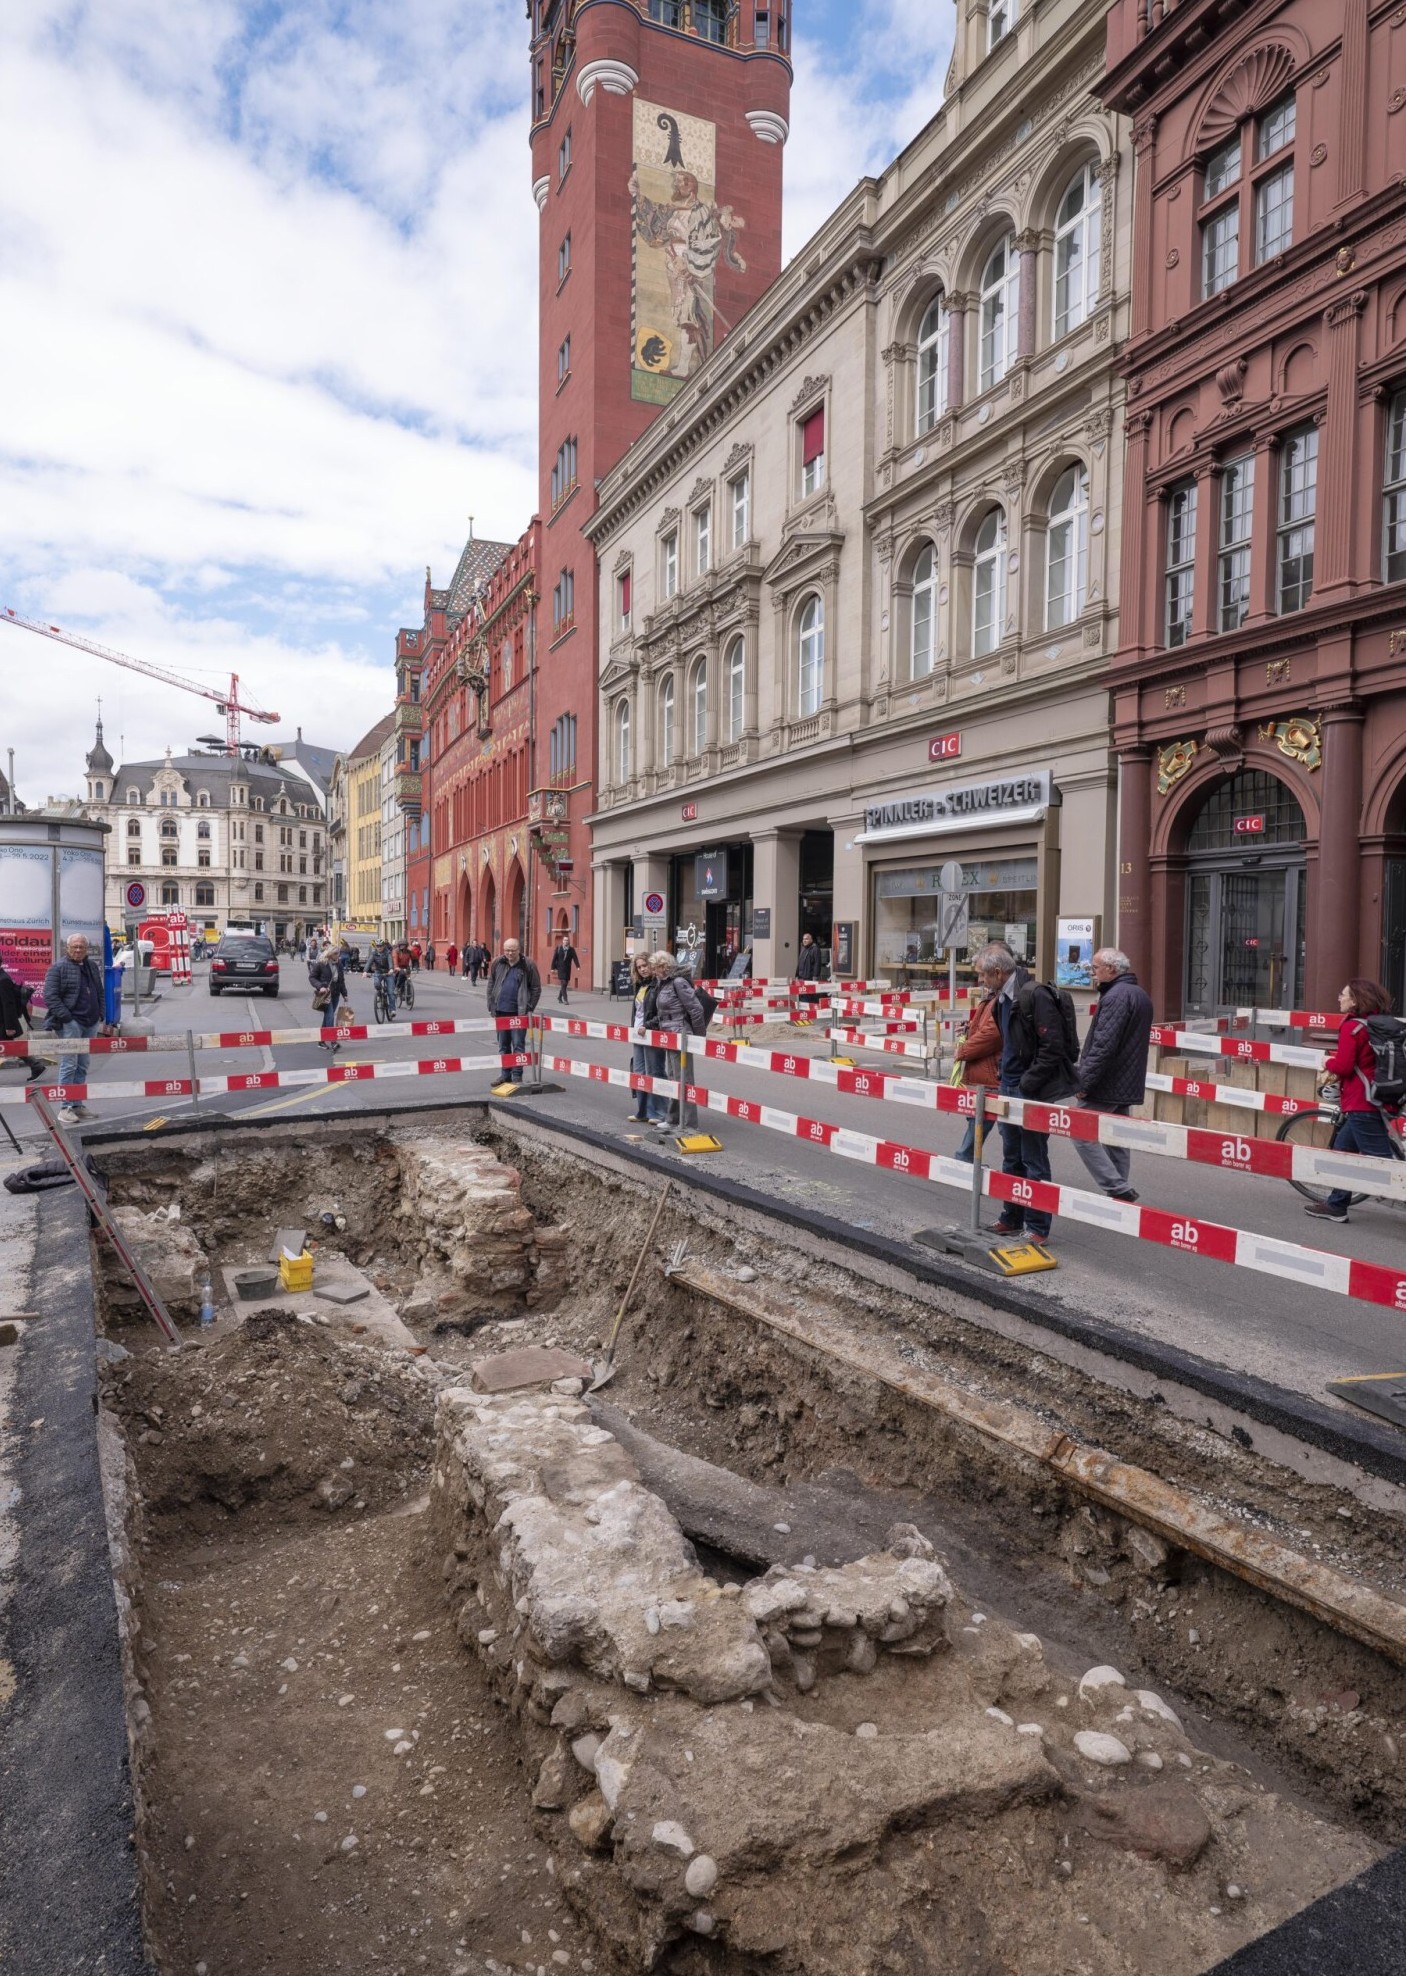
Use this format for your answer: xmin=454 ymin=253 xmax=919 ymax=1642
xmin=42 ymin=933 xmax=114 ymax=1125
xmin=1073 ymin=947 xmax=1155 ymax=1202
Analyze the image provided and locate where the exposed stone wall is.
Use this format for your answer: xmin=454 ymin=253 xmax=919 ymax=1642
xmin=393 ymin=1144 xmax=544 ymax=1326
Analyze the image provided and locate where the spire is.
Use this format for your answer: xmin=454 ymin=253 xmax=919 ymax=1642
xmin=85 ymin=702 xmax=114 ymax=776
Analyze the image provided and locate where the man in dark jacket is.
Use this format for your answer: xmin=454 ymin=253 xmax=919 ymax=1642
xmin=976 ymin=941 xmax=1076 ymax=1245
xmin=551 ymin=937 xmax=580 ymax=1004
xmin=795 ymin=931 xmax=826 ymax=1014
xmin=1073 ymin=948 xmax=1155 ymax=1202
xmin=0 ymin=961 xmax=46 ymax=1080
xmin=486 ymin=939 xmax=541 ymax=1085
xmin=42 ymin=934 xmax=113 ymax=1124
xmin=652 ymin=954 xmax=707 ymax=1130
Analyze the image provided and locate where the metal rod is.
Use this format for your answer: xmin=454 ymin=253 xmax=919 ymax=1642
xmin=185 ymin=1029 xmax=201 ymax=1117
xmin=969 ymin=1085 xmax=987 ymax=1233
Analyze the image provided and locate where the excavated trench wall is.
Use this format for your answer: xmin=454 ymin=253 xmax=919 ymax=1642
xmin=83 ymin=1110 xmax=1406 ymax=1973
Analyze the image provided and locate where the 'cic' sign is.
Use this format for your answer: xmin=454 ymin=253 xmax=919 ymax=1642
xmin=681 ymin=801 xmax=698 ymax=822
xmin=1233 ymin=814 xmax=1266 ymax=835
xmin=928 ymin=731 xmax=962 ymax=763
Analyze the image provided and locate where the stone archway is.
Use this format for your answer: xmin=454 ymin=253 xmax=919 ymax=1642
xmin=505 ymin=860 xmax=527 ymax=955
xmin=479 ymin=867 xmax=497 ymax=954
xmin=456 ymin=872 xmax=473 ymax=951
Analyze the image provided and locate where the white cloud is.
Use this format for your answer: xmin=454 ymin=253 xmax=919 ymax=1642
xmin=1 ymin=0 xmax=953 ymax=806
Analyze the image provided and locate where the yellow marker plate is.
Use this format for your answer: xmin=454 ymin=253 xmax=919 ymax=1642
xmin=830 ymin=1055 xmax=857 ymax=1067
xmin=142 ymin=1116 xmax=169 ymax=1132
xmin=988 ymin=1241 xmax=1059 ymax=1276
xmin=676 ymin=1133 xmax=724 ymax=1155
xmin=491 ymin=1081 xmax=522 ymax=1097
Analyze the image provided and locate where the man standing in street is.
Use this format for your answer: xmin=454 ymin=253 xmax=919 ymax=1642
xmin=42 ymin=933 xmax=114 ymax=1126
xmin=795 ymin=930 xmax=826 ymax=1016
xmin=1073 ymin=947 xmax=1154 ymax=1203
xmin=486 ymin=937 xmax=541 ymax=1087
xmin=551 ymin=933 xmax=580 ymax=1005
xmin=975 ymin=941 xmax=1077 ymax=1248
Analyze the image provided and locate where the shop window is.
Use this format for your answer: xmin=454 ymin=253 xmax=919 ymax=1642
xmin=730 ymin=468 xmax=750 ymax=549
xmin=979 ymin=236 xmax=1019 ymax=392
xmin=1164 ymin=480 xmax=1198 ymax=647
xmin=973 ymin=508 xmax=1007 ymax=656
xmin=659 ymin=675 xmax=676 ymax=768
xmin=1053 ymin=164 xmax=1101 ymax=338
xmin=916 ymin=297 xmax=948 ymax=434
xmin=614 ymin=700 xmax=631 ymax=785
xmin=725 ymin=637 xmax=745 ymax=742
xmin=797 ymin=596 xmax=825 ymax=717
xmin=1218 ymin=455 xmax=1254 ymax=631
xmin=691 ymin=659 xmax=707 ymax=754
xmin=876 ymin=857 xmax=1038 ymax=989
xmin=1277 ymin=425 xmax=1316 ymax=614
xmin=1045 ymin=465 xmax=1089 ymax=629
xmin=800 ymin=405 xmax=826 ymax=498
xmin=910 ymin=545 xmax=938 ymax=678
xmin=1384 ymin=389 xmax=1406 ymax=582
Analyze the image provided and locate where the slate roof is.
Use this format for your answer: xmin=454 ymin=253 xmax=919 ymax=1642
xmin=445 ymin=534 xmax=514 ymax=620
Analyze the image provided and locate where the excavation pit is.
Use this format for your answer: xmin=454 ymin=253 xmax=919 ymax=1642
xmin=76 ymin=1106 xmax=1406 ymax=1974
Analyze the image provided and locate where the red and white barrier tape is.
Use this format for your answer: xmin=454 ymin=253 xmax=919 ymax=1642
xmin=0 ymin=1016 xmax=503 ymax=1059
xmin=542 ymin=1054 xmax=1406 ymax=1314
xmin=1151 ymin=1026 xmax=1326 ymax=1069
xmin=3 ymin=1053 xmax=519 ymax=1107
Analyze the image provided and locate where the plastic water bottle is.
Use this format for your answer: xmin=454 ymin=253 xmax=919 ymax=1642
xmin=199 ymin=1273 xmax=215 ymax=1329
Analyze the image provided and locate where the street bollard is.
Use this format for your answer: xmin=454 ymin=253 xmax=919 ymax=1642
xmin=185 ymin=1030 xmax=201 ymax=1117
xmin=969 ymin=1085 xmax=988 ymax=1234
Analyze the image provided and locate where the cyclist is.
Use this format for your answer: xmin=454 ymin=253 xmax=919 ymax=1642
xmin=394 ymin=940 xmax=414 ymax=1007
xmin=369 ymin=938 xmax=397 ymax=1018
xmin=1304 ymin=977 xmax=1398 ymax=1225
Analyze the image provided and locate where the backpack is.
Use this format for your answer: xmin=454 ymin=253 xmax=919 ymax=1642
xmin=1017 ymin=979 xmax=1080 ymax=1066
xmin=1359 ymin=1015 xmax=1406 ymax=1111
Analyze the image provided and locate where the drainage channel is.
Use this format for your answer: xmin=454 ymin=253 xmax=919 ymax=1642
xmin=74 ymin=1104 xmax=1405 ymax=1975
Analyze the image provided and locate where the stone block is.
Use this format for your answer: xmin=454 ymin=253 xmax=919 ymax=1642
xmin=470 ymin=1347 xmax=594 ymax=1393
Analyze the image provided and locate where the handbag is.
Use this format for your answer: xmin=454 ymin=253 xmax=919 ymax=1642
xmin=334 ymin=1001 xmax=355 ymax=1026
xmin=312 ymin=986 xmax=331 ymax=1011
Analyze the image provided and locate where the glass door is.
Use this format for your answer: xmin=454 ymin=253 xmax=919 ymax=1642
xmin=1184 ymin=861 xmax=1305 ymax=1014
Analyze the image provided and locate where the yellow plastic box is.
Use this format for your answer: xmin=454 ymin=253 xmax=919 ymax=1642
xmin=278 ymin=1251 xmax=315 ymax=1293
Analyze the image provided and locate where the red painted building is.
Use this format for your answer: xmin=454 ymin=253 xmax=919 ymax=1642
xmin=526 ymin=0 xmax=792 ymax=980
xmin=412 ymin=529 xmax=542 ymax=954
xmin=1100 ymin=0 xmax=1406 ymax=1015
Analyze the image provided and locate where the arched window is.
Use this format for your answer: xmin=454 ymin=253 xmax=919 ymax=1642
xmin=1053 ymin=163 xmax=1101 ymax=338
xmin=911 ymin=545 xmax=938 ymax=678
xmin=614 ymin=700 xmax=631 ymax=785
xmin=691 ymin=660 xmax=707 ymax=754
xmin=797 ymin=596 xmax=825 ymax=717
xmin=127 ymin=788 xmax=139 ymax=804
xmin=93 ymin=782 xmax=104 ymax=801
xmin=160 ymin=882 xmax=180 ymax=906
xmin=916 ymin=296 xmax=948 ymax=434
xmin=725 ymin=637 xmax=745 ymax=742
xmin=160 ymin=817 xmax=177 ymax=839
xmin=197 ymin=790 xmax=210 ymax=808
xmin=659 ymin=675 xmax=676 ymax=768
xmin=1045 ymin=465 xmax=1090 ymax=629
xmin=979 ymin=235 xmax=1020 ymax=392
xmin=973 ymin=509 xmax=1007 ymax=656
xmin=127 ymin=818 xmax=141 ymax=837
xmin=197 ymin=819 xmax=211 ymax=839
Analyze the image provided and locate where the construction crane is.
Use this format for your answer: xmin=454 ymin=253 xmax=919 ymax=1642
xmin=2 ymin=607 xmax=281 ymax=755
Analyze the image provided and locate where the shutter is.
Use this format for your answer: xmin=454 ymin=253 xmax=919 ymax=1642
xmin=802 ymin=406 xmax=825 ymax=466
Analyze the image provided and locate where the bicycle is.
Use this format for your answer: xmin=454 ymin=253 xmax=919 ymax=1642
xmin=1276 ymin=1099 xmax=1406 ymax=1204
xmin=372 ymin=974 xmax=394 ymax=1024
xmin=395 ymin=969 xmax=414 ymax=1010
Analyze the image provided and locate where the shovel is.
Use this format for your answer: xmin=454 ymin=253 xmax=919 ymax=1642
xmin=587 ymin=1180 xmax=673 ymax=1392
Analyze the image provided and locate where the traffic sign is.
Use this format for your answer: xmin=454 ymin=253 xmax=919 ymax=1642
xmin=126 ymin=881 xmax=146 ymax=909
xmin=938 ymin=860 xmax=965 ymax=895
xmin=644 ymin=891 xmax=665 ymax=916
xmin=936 ymin=895 xmax=970 ymax=952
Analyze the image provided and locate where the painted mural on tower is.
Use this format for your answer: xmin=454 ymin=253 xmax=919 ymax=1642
xmin=629 ymin=98 xmax=746 ymax=405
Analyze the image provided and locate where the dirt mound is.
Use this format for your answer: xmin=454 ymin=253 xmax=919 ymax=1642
xmin=104 ymin=1310 xmax=438 ymax=1532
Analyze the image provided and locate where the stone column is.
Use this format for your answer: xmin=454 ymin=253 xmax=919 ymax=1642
xmin=751 ymin=829 xmax=802 ymax=981
xmin=1016 ymin=231 xmax=1039 ymax=361
xmin=1119 ymin=412 xmax=1153 ymax=657
xmin=633 ymin=852 xmax=672 ymax=953
xmin=1315 ymin=293 xmax=1368 ymax=600
xmin=1310 ymin=703 xmax=1364 ymax=1009
xmin=1130 ymin=114 xmax=1157 ymax=340
xmin=1338 ymin=0 xmax=1369 ymax=207
xmin=828 ymin=817 xmax=866 ymax=973
xmin=1192 ymin=461 xmax=1219 ymax=640
xmin=946 ymin=292 xmax=967 ymax=414
xmin=1116 ymin=746 xmax=1154 ymax=985
xmin=1246 ymin=430 xmax=1280 ymax=624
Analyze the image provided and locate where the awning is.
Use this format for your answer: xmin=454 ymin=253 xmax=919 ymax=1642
xmin=852 ymin=799 xmax=1049 ymax=845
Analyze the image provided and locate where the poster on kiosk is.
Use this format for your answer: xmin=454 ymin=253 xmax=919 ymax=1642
xmin=139 ymin=910 xmax=193 ymax=985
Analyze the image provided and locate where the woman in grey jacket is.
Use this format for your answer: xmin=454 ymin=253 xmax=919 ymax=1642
xmin=651 ymin=954 xmax=707 ymax=1131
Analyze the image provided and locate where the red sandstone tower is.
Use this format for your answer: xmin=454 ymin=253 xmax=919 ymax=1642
xmin=526 ymin=0 xmax=792 ymax=981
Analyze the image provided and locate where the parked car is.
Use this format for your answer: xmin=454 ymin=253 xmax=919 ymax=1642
xmin=114 ymin=938 xmax=155 ymax=970
xmin=209 ymin=935 xmax=280 ymax=998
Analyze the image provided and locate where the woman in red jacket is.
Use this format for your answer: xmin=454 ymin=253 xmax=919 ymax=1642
xmin=1305 ymin=977 xmax=1397 ymax=1223
xmin=954 ymin=988 xmax=1002 ymax=1164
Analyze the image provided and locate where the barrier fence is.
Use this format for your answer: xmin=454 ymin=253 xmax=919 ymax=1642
xmin=7 ymin=1003 xmax=1402 ymax=1313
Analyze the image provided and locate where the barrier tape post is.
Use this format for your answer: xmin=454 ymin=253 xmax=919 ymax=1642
xmin=185 ymin=1030 xmax=201 ymax=1118
xmin=969 ymin=1086 xmax=987 ymax=1234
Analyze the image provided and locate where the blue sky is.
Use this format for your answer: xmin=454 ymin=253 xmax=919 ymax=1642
xmin=1 ymin=0 xmax=952 ymax=799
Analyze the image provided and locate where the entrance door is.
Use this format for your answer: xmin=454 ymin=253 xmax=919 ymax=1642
xmin=1183 ymin=770 xmax=1307 ymax=1014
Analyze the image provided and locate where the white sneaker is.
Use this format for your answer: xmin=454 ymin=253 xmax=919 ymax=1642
xmin=57 ymin=1106 xmax=81 ymax=1126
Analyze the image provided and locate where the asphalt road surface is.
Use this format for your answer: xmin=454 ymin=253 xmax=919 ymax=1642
xmin=9 ymin=960 xmax=1405 ymax=1413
